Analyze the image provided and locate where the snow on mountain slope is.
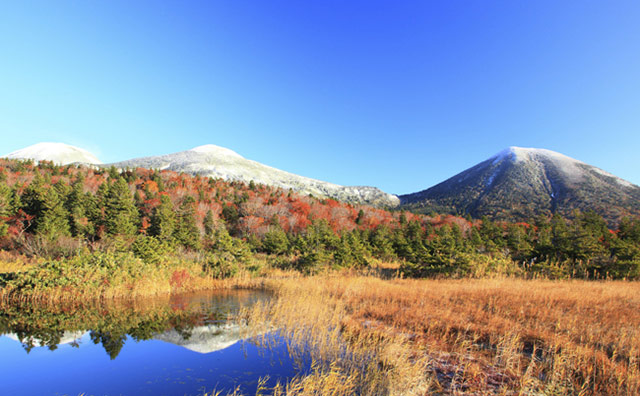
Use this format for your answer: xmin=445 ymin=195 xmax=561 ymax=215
xmin=4 ymin=142 xmax=102 ymax=165
xmin=492 ymin=147 xmax=633 ymax=187
xmin=5 ymin=331 xmax=87 ymax=347
xmin=109 ymin=144 xmax=400 ymax=207
xmin=400 ymin=147 xmax=640 ymax=224
xmin=154 ymin=324 xmax=243 ymax=354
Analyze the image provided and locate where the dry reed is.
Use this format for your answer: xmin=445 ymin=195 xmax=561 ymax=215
xmin=228 ymin=276 xmax=640 ymax=395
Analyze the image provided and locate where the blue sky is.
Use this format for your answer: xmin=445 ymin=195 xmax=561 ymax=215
xmin=1 ymin=1 xmax=639 ymax=194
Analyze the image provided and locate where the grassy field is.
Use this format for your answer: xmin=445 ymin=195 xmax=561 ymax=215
xmin=233 ymin=276 xmax=640 ymax=395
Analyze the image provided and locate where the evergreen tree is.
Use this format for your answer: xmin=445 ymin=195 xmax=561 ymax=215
xmin=355 ymin=209 xmax=364 ymax=225
xmin=149 ymin=194 xmax=176 ymax=242
xmin=392 ymin=228 xmax=414 ymax=261
xmin=550 ymin=214 xmax=571 ymax=262
xmin=66 ymin=176 xmax=97 ymax=238
xmin=21 ymin=180 xmax=71 ymax=239
xmin=103 ymin=177 xmax=139 ymax=236
xmin=370 ymin=225 xmax=395 ymax=261
xmin=0 ymin=177 xmax=13 ymax=237
xmin=335 ymin=230 xmax=369 ymax=268
xmin=221 ymin=205 xmax=240 ymax=226
xmin=174 ymin=196 xmax=201 ymax=250
xmin=479 ymin=216 xmax=505 ymax=252
xmin=568 ymin=212 xmax=606 ymax=264
xmin=468 ymin=227 xmax=484 ymax=251
xmin=151 ymin=171 xmax=165 ymax=192
xmin=610 ymin=218 xmax=640 ymax=277
xmin=203 ymin=209 xmax=215 ymax=238
xmin=263 ymin=226 xmax=289 ymax=255
xmin=532 ymin=215 xmax=553 ymax=261
xmin=506 ymin=224 xmax=533 ymax=261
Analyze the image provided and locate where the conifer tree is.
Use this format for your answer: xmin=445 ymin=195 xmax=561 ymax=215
xmin=370 ymin=225 xmax=395 ymax=260
xmin=263 ymin=226 xmax=289 ymax=255
xmin=174 ymin=196 xmax=201 ymax=249
xmin=335 ymin=230 xmax=369 ymax=267
xmin=550 ymin=214 xmax=571 ymax=262
xmin=203 ymin=209 xmax=215 ymax=238
xmin=0 ymin=177 xmax=12 ymax=237
xmin=150 ymin=194 xmax=176 ymax=242
xmin=67 ymin=176 xmax=97 ymax=239
xmin=21 ymin=180 xmax=71 ymax=240
xmin=103 ymin=177 xmax=139 ymax=236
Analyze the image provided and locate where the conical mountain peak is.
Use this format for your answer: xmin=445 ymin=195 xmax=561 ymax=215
xmin=401 ymin=147 xmax=640 ymax=224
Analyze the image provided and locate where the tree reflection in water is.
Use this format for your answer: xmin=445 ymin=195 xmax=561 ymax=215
xmin=0 ymin=290 xmax=265 ymax=359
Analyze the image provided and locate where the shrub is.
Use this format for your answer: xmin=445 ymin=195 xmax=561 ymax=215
xmin=203 ymin=252 xmax=239 ymax=279
xmin=131 ymin=236 xmax=171 ymax=265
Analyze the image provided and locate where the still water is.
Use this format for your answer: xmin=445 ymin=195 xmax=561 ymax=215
xmin=0 ymin=291 xmax=308 ymax=396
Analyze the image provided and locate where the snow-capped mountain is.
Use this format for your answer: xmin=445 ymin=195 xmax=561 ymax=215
xmin=109 ymin=144 xmax=400 ymax=207
xmin=4 ymin=331 xmax=87 ymax=347
xmin=4 ymin=142 xmax=102 ymax=165
xmin=400 ymin=147 xmax=640 ymax=224
xmin=154 ymin=324 xmax=243 ymax=354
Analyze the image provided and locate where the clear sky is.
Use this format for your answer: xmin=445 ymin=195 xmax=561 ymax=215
xmin=1 ymin=1 xmax=639 ymax=194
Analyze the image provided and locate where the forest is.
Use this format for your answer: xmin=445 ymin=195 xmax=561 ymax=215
xmin=0 ymin=158 xmax=639 ymax=294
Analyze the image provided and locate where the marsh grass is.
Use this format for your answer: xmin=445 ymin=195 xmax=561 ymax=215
xmin=223 ymin=276 xmax=640 ymax=395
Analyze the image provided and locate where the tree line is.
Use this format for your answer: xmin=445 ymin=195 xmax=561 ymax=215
xmin=0 ymin=159 xmax=638 ymax=279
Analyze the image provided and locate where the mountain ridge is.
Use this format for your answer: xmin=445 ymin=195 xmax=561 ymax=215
xmin=106 ymin=145 xmax=400 ymax=207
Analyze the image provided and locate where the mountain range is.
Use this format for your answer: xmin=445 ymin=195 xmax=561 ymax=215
xmin=4 ymin=143 xmax=639 ymax=224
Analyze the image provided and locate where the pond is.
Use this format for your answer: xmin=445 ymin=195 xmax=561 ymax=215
xmin=0 ymin=290 xmax=309 ymax=396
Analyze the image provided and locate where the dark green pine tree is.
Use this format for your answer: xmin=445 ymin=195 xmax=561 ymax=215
xmin=506 ymin=224 xmax=533 ymax=261
xmin=479 ymin=216 xmax=505 ymax=253
xmin=334 ymin=230 xmax=369 ymax=268
xmin=533 ymin=216 xmax=554 ymax=262
xmin=173 ymin=196 xmax=201 ymax=250
xmin=21 ymin=180 xmax=71 ymax=240
xmin=370 ymin=225 xmax=395 ymax=261
xmin=550 ymin=213 xmax=571 ymax=262
xmin=355 ymin=209 xmax=365 ymax=225
xmin=150 ymin=194 xmax=176 ymax=242
xmin=103 ymin=177 xmax=139 ymax=236
xmin=568 ymin=211 xmax=606 ymax=264
xmin=0 ymin=175 xmax=12 ymax=237
xmin=262 ymin=225 xmax=289 ymax=255
xmin=203 ymin=209 xmax=215 ymax=238
xmin=90 ymin=330 xmax=127 ymax=360
xmin=612 ymin=218 xmax=640 ymax=277
xmin=66 ymin=175 xmax=97 ymax=238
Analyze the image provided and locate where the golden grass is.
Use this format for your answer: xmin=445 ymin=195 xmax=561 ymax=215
xmin=230 ymin=276 xmax=640 ymax=395
xmin=236 ymin=276 xmax=431 ymax=396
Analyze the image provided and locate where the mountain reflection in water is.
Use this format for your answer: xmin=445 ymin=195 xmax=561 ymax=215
xmin=0 ymin=290 xmax=309 ymax=396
